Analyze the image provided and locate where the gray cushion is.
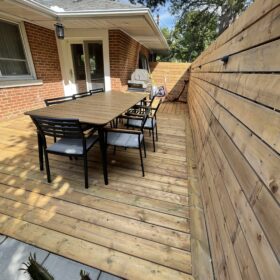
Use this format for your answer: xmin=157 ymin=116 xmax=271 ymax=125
xmin=47 ymin=135 xmax=98 ymax=155
xmin=128 ymin=118 xmax=156 ymax=129
xmin=107 ymin=132 xmax=143 ymax=148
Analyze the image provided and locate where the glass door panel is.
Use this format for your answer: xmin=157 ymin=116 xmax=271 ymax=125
xmin=71 ymin=44 xmax=87 ymax=92
xmin=87 ymin=42 xmax=105 ymax=90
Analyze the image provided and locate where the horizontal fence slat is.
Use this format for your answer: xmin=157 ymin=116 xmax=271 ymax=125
xmin=191 ymin=77 xmax=280 ymax=153
xmin=192 ymin=39 xmax=280 ymax=73
xmin=191 ymin=72 xmax=280 ymax=110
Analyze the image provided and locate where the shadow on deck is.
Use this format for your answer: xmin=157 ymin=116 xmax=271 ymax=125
xmin=0 ymin=102 xmax=208 ymax=280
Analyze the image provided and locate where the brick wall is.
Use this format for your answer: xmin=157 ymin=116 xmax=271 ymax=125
xmin=0 ymin=22 xmax=63 ymax=120
xmin=109 ymin=30 xmax=150 ymax=91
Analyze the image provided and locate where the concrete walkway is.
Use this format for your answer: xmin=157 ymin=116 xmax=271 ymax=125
xmin=0 ymin=235 xmax=122 ymax=280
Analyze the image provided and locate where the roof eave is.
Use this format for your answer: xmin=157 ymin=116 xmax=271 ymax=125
xmin=12 ymin=0 xmax=169 ymax=50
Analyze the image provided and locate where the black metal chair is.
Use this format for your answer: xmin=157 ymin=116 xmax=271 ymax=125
xmin=44 ymin=95 xmax=74 ymax=106
xmin=73 ymin=91 xmax=92 ymax=99
xmin=89 ymin=88 xmax=104 ymax=94
xmin=105 ymin=108 xmax=150 ymax=177
xmin=31 ymin=116 xmax=98 ymax=188
xmin=126 ymin=98 xmax=162 ymax=152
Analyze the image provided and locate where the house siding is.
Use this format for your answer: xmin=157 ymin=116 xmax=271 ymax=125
xmin=109 ymin=30 xmax=150 ymax=91
xmin=0 ymin=22 xmax=64 ymax=120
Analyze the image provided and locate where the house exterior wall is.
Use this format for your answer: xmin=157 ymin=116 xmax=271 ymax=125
xmin=0 ymin=25 xmax=150 ymax=120
xmin=0 ymin=22 xmax=63 ymax=120
xmin=109 ymin=30 xmax=150 ymax=91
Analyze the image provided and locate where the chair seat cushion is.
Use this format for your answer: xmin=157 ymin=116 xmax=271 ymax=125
xmin=128 ymin=118 xmax=156 ymax=129
xmin=47 ymin=135 xmax=98 ymax=155
xmin=107 ymin=132 xmax=143 ymax=148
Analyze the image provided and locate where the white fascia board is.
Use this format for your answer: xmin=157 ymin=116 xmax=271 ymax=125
xmin=145 ymin=10 xmax=169 ymax=50
xmin=56 ymin=8 xmax=151 ymax=17
xmin=12 ymin=0 xmax=57 ymax=18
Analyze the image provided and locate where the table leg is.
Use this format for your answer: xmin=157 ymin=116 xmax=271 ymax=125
xmin=37 ymin=132 xmax=44 ymax=171
xmin=98 ymin=127 xmax=108 ymax=185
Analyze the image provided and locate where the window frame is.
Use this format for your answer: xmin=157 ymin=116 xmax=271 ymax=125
xmin=0 ymin=17 xmax=37 ymax=81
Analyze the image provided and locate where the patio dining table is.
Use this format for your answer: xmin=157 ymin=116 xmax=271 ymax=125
xmin=25 ymin=90 xmax=148 ymax=185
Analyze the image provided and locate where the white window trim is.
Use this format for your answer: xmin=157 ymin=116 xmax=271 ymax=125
xmin=0 ymin=17 xmax=37 ymax=81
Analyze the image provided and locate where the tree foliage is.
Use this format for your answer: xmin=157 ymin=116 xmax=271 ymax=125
xmin=157 ymin=11 xmax=217 ymax=62
xmin=172 ymin=11 xmax=217 ymax=61
xmin=123 ymin=0 xmax=253 ymax=62
xmin=128 ymin=0 xmax=252 ymax=34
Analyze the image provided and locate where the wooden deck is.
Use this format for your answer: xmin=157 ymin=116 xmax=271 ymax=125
xmin=0 ymin=102 xmax=206 ymax=280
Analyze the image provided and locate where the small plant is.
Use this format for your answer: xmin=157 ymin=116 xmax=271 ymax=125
xmin=21 ymin=254 xmax=92 ymax=280
xmin=20 ymin=253 xmax=54 ymax=280
xmin=80 ymin=270 xmax=91 ymax=280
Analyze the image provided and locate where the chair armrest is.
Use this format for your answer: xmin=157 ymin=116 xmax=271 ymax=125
xmin=104 ymin=128 xmax=142 ymax=135
xmin=83 ymin=127 xmax=97 ymax=138
xmin=119 ymin=115 xmax=143 ymax=120
xmin=130 ymin=105 xmax=150 ymax=110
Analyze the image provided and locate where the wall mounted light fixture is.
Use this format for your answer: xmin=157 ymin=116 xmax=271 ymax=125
xmin=54 ymin=22 xmax=64 ymax=39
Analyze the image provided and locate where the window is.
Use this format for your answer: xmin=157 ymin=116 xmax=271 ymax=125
xmin=138 ymin=53 xmax=149 ymax=71
xmin=0 ymin=19 xmax=34 ymax=80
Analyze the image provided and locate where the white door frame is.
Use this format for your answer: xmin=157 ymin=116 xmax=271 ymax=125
xmin=56 ymin=29 xmax=111 ymax=96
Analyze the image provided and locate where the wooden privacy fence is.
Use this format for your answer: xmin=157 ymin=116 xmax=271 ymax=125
xmin=149 ymin=62 xmax=191 ymax=102
xmin=188 ymin=0 xmax=280 ymax=279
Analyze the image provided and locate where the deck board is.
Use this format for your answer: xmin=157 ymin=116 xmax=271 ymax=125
xmin=0 ymin=102 xmax=198 ymax=280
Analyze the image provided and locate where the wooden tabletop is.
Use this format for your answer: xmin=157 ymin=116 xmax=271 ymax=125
xmin=25 ymin=91 xmax=148 ymax=125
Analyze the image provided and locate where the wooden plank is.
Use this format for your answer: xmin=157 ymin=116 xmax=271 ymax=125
xmin=186 ymin=114 xmax=214 ymax=280
xmin=0 ymin=214 xmax=193 ymax=280
xmin=190 ymin=82 xmax=280 ymax=203
xmin=191 ymin=72 xmax=280 ymax=110
xmin=0 ymin=195 xmax=191 ymax=273
xmin=194 ymin=91 xmax=280 ymax=260
xmin=191 ymin=93 xmax=265 ymax=279
xmin=0 ymin=173 xmax=190 ymax=248
xmin=190 ymin=77 xmax=280 ymax=155
xmin=189 ymin=84 xmax=276 ymax=279
xmin=192 ymin=38 xmax=280 ymax=73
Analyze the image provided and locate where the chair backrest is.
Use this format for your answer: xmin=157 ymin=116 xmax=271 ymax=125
xmin=31 ymin=116 xmax=84 ymax=143
xmin=140 ymin=107 xmax=151 ymax=130
xmin=89 ymin=88 xmax=104 ymax=95
xmin=151 ymin=98 xmax=162 ymax=116
xmin=73 ymin=91 xmax=92 ymax=99
xmin=45 ymin=96 xmax=74 ymax=106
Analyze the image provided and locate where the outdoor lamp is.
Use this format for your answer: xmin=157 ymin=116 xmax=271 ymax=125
xmin=54 ymin=23 xmax=64 ymax=39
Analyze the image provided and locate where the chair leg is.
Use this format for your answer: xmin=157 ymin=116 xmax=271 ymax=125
xmin=84 ymin=154 xmax=89 ymax=189
xmin=37 ymin=132 xmax=44 ymax=171
xmin=152 ymin=128 xmax=156 ymax=152
xmin=139 ymin=145 xmax=145 ymax=177
xmin=143 ymin=137 xmax=147 ymax=158
xmin=113 ymin=146 xmax=116 ymax=155
xmin=43 ymin=150 xmax=51 ymax=183
xmin=155 ymin=123 xmax=158 ymax=141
